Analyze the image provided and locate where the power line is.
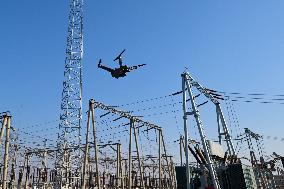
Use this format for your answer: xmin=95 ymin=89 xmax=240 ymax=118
xmin=118 ymin=95 xmax=172 ymax=107
xmin=115 ymin=89 xmax=284 ymax=110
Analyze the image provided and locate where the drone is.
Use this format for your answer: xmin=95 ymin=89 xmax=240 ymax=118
xmin=98 ymin=49 xmax=146 ymax=79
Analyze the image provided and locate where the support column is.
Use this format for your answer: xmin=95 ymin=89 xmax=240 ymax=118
xmin=2 ymin=116 xmax=11 ymax=189
xmin=216 ymin=104 xmax=236 ymax=156
xmin=216 ymin=107 xmax=222 ymax=145
xmin=182 ymin=73 xmax=191 ymax=189
xmin=24 ymin=153 xmax=30 ymax=189
xmin=132 ymin=121 xmax=145 ymax=188
xmin=128 ymin=119 xmax=133 ymax=189
xmin=116 ymin=143 xmax=120 ymax=188
xmin=158 ymin=130 xmax=162 ymax=189
xmin=118 ymin=143 xmax=124 ymax=189
xmin=185 ymin=73 xmax=220 ymax=189
xmin=179 ymin=135 xmax=183 ymax=166
xmin=82 ymin=102 xmax=92 ymax=189
xmin=0 ymin=116 xmax=7 ymax=145
xmin=90 ymin=100 xmax=100 ymax=189
xmin=160 ymin=130 xmax=173 ymax=189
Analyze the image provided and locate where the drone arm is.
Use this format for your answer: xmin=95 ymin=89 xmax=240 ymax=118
xmin=128 ymin=66 xmax=138 ymax=71
xmin=128 ymin=64 xmax=146 ymax=71
xmin=118 ymin=59 xmax=123 ymax=67
xmin=98 ymin=64 xmax=114 ymax=73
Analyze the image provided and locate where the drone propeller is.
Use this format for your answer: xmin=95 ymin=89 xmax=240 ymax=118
xmin=114 ymin=49 xmax=126 ymax=61
xmin=98 ymin=59 xmax=102 ymax=67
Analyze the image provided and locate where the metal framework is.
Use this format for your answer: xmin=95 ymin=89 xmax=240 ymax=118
xmin=184 ymin=72 xmax=236 ymax=156
xmin=244 ymin=128 xmax=269 ymax=188
xmin=92 ymin=100 xmax=176 ymax=189
xmin=57 ymin=0 xmax=84 ymax=186
xmin=82 ymin=100 xmax=100 ymax=189
xmin=181 ymin=71 xmax=236 ymax=189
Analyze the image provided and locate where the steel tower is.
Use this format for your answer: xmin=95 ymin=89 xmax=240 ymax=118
xmin=57 ymin=0 xmax=84 ymax=185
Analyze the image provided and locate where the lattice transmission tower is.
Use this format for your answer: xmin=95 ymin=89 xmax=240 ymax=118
xmin=57 ymin=0 xmax=84 ymax=184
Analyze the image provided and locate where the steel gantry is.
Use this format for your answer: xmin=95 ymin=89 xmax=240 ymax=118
xmin=57 ymin=0 xmax=84 ymax=187
xmin=90 ymin=99 xmax=176 ymax=189
xmin=181 ymin=71 xmax=236 ymax=189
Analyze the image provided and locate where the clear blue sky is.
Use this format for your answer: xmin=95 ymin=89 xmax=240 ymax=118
xmin=1 ymin=0 xmax=284 ymax=160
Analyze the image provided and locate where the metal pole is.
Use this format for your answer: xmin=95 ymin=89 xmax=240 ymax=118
xmin=182 ymin=73 xmax=191 ymax=189
xmin=90 ymin=100 xmax=100 ymax=189
xmin=12 ymin=144 xmax=18 ymax=186
xmin=132 ymin=121 xmax=145 ymax=188
xmin=158 ymin=130 xmax=162 ymax=189
xmin=0 ymin=116 xmax=7 ymax=179
xmin=24 ymin=153 xmax=29 ymax=189
xmin=117 ymin=143 xmax=120 ymax=188
xmin=124 ymin=159 xmax=127 ymax=189
xmin=170 ymin=156 xmax=177 ymax=189
xmin=128 ymin=119 xmax=133 ymax=189
xmin=0 ymin=116 xmax=7 ymax=145
xmin=160 ymin=130 xmax=173 ymax=189
xmin=216 ymin=104 xmax=236 ymax=156
xmin=82 ymin=104 xmax=91 ymax=189
xmin=179 ymin=135 xmax=183 ymax=166
xmin=119 ymin=144 xmax=124 ymax=189
xmin=185 ymin=73 xmax=220 ymax=189
xmin=43 ymin=139 xmax=48 ymax=168
xmin=216 ymin=107 xmax=222 ymax=145
xmin=2 ymin=116 xmax=11 ymax=189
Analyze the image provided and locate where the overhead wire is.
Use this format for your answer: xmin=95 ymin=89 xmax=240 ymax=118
xmin=117 ymin=88 xmax=284 ymax=106
xmin=128 ymin=100 xmax=183 ymax=114
xmin=224 ymin=97 xmax=243 ymax=154
xmin=21 ymin=119 xmax=60 ymax=129
xmin=15 ymin=128 xmax=55 ymax=142
xmin=118 ymin=94 xmax=172 ymax=108
xmin=4 ymin=88 xmax=284 ymax=169
xmin=170 ymin=95 xmax=182 ymax=135
xmin=214 ymin=90 xmax=284 ymax=105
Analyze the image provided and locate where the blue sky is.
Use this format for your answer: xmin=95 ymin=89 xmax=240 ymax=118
xmin=1 ymin=0 xmax=284 ymax=160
